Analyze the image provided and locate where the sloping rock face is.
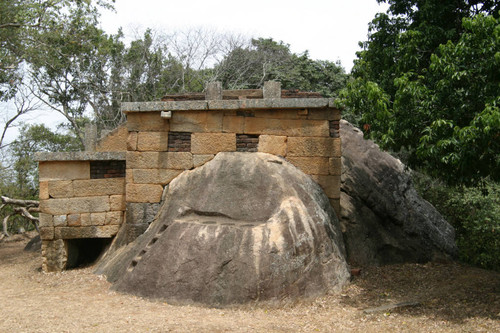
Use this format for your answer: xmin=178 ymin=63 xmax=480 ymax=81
xmin=340 ymin=120 xmax=458 ymax=266
xmin=99 ymin=152 xmax=349 ymax=306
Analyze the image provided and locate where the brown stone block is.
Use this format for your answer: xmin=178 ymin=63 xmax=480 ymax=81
xmin=67 ymin=214 xmax=81 ymax=227
xmin=254 ymin=109 xmax=301 ymax=119
xmin=287 ymin=137 xmax=341 ymax=157
xmin=39 ymin=181 xmax=49 ymax=200
xmin=310 ymin=175 xmax=341 ymax=199
xmin=137 ymin=131 xmax=169 ymax=151
xmin=41 ymin=239 xmax=67 ymax=271
xmin=127 ymin=132 xmax=138 ymax=151
xmin=80 ymin=213 xmax=91 ymax=226
xmin=96 ymin=125 xmax=128 ymax=152
xmin=110 ymin=195 xmax=126 ymax=211
xmin=53 ymin=215 xmax=67 ymax=227
xmin=329 ymin=157 xmax=342 ymax=176
xmin=39 ymin=161 xmax=90 ymax=181
xmin=222 ymin=116 xmax=245 ymax=133
xmin=127 ymin=112 xmax=169 ymax=132
xmin=47 ymin=180 xmax=74 ymax=198
xmin=307 ymin=108 xmax=341 ymax=121
xmin=193 ymin=154 xmax=215 ymax=168
xmin=126 ymin=169 xmax=134 ymax=183
xmin=126 ymin=152 xmax=193 ymax=170
xmin=132 ymin=169 xmax=182 ymax=185
xmin=329 ymin=198 xmax=341 ymax=218
xmin=73 ymin=178 xmax=125 ymax=197
xmin=39 ymin=227 xmax=54 ymax=240
xmin=170 ymin=111 xmax=223 ymax=133
xmin=126 ymin=184 xmax=163 ymax=203
xmin=55 ymin=225 xmax=120 ymax=239
xmin=90 ymin=212 xmax=106 ymax=226
xmin=39 ymin=213 xmax=53 ymax=228
xmin=106 ymin=211 xmax=123 ymax=225
xmin=40 ymin=196 xmax=110 ymax=215
xmin=244 ymin=117 xmax=329 ymax=137
xmin=258 ymin=135 xmax=287 ymax=156
xmin=191 ymin=133 xmax=236 ymax=154
xmin=287 ymin=157 xmax=329 ymax=175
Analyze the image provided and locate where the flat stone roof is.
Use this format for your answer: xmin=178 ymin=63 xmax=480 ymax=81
xmin=35 ymin=151 xmax=126 ymax=162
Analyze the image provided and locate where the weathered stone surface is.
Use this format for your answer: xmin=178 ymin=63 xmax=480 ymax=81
xmin=222 ymin=115 xmax=244 ymax=133
xmin=286 ymin=157 xmax=330 ymax=175
xmin=257 ymin=135 xmax=287 ymax=156
xmin=310 ymin=175 xmax=341 ymax=199
xmin=67 ymin=214 xmax=81 ymax=227
xmin=96 ymin=125 xmax=128 ymax=152
xmin=110 ymin=195 xmax=126 ymax=211
xmin=39 ymin=161 xmax=89 ymax=181
xmin=339 ymin=120 xmax=458 ymax=266
xmin=55 ymin=225 xmax=120 ymax=239
xmin=47 ymin=180 xmax=74 ymax=198
xmin=170 ymin=111 xmax=223 ymax=133
xmin=39 ymin=227 xmax=54 ymax=240
xmin=53 ymin=215 xmax=67 ymax=227
xmin=106 ymin=211 xmax=123 ymax=225
xmin=263 ymin=80 xmax=281 ymax=99
xmin=191 ymin=133 xmax=236 ymax=154
xmin=329 ymin=157 xmax=341 ymax=176
xmin=126 ymin=184 xmax=163 ymax=203
xmin=73 ymin=178 xmax=125 ymax=197
xmin=39 ymin=181 xmax=49 ymax=200
xmin=98 ymin=152 xmax=349 ymax=306
xmin=254 ymin=110 xmax=302 ymax=120
xmin=127 ymin=132 xmax=138 ymax=151
xmin=126 ymin=152 xmax=193 ymax=170
xmin=132 ymin=169 xmax=182 ymax=185
xmin=307 ymin=108 xmax=341 ymax=121
xmin=39 ymin=213 xmax=53 ymax=228
xmin=127 ymin=112 xmax=169 ymax=132
xmin=42 ymin=239 xmax=67 ymax=272
xmin=40 ymin=196 xmax=110 ymax=215
xmin=125 ymin=202 xmax=160 ymax=226
xmin=244 ymin=118 xmax=329 ymax=137
xmin=90 ymin=212 xmax=106 ymax=226
xmin=287 ymin=137 xmax=341 ymax=157
xmin=137 ymin=131 xmax=169 ymax=151
xmin=193 ymin=154 xmax=214 ymax=167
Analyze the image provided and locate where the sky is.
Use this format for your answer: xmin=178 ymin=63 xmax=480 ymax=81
xmin=99 ymin=0 xmax=389 ymax=72
xmin=1 ymin=0 xmax=389 ymax=146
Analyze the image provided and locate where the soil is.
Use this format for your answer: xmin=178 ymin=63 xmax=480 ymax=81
xmin=1 ymin=235 xmax=499 ymax=333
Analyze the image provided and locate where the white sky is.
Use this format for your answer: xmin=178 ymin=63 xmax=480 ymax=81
xmin=1 ymin=0 xmax=388 ymax=145
xmin=100 ymin=0 xmax=389 ymax=72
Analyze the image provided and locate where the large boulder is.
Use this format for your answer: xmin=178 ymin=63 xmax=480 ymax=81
xmin=98 ymin=152 xmax=349 ymax=306
xmin=340 ymin=120 xmax=458 ymax=266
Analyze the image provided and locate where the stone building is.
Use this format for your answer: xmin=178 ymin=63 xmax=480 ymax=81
xmin=36 ymin=81 xmax=342 ymax=272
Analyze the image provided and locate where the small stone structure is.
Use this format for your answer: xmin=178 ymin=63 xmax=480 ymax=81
xmin=36 ymin=81 xmax=342 ymax=272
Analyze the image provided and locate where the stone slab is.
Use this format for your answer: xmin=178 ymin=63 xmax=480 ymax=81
xmin=310 ymin=175 xmax=341 ymax=199
xmin=287 ymin=137 xmax=341 ymax=157
xmin=126 ymin=112 xmax=169 ymax=132
xmin=40 ymin=196 xmax=110 ymax=215
xmin=132 ymin=169 xmax=183 ymax=185
xmin=47 ymin=180 xmax=74 ymax=198
xmin=286 ymin=157 xmax=330 ymax=175
xmin=257 ymin=135 xmax=287 ymax=156
xmin=137 ymin=131 xmax=169 ymax=151
xmin=191 ymin=133 xmax=236 ymax=154
xmin=54 ymin=225 xmax=120 ymax=239
xmin=39 ymin=161 xmax=90 ymax=181
xmin=126 ymin=184 xmax=163 ymax=203
xmin=170 ymin=111 xmax=223 ymax=133
xmin=73 ymin=178 xmax=125 ymax=197
xmin=244 ymin=117 xmax=329 ymax=137
xmin=126 ymin=152 xmax=193 ymax=170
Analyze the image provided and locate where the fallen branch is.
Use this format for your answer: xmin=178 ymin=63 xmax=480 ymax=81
xmin=0 ymin=196 xmax=40 ymax=236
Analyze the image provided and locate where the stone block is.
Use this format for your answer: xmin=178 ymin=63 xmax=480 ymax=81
xmin=126 ymin=151 xmax=193 ymax=170
xmin=126 ymin=169 xmax=134 ymax=183
xmin=263 ymin=81 xmax=281 ymax=99
xmin=73 ymin=178 xmax=125 ymax=197
xmin=126 ymin=184 xmax=163 ymax=203
xmin=90 ymin=212 xmax=106 ymax=226
xmin=307 ymin=108 xmax=341 ymax=121
xmin=127 ymin=112 xmax=169 ymax=132
xmin=39 ymin=161 xmax=90 ymax=181
xmin=287 ymin=137 xmax=341 ymax=157
xmin=329 ymin=198 xmax=341 ymax=218
xmin=205 ymin=81 xmax=222 ymax=100
xmin=287 ymin=157 xmax=330 ymax=175
xmin=137 ymin=131 xmax=169 ymax=151
xmin=170 ymin=111 xmax=223 ymax=133
xmin=41 ymin=239 xmax=67 ymax=272
xmin=191 ymin=133 xmax=236 ymax=154
xmin=310 ymin=175 xmax=341 ymax=199
xmin=96 ymin=125 xmax=128 ymax=152
xmin=39 ymin=227 xmax=54 ymax=240
xmin=39 ymin=213 xmax=53 ymax=228
xmin=39 ymin=181 xmax=49 ymax=200
xmin=106 ymin=211 xmax=123 ymax=225
xmin=244 ymin=118 xmax=329 ymax=137
xmin=67 ymin=214 xmax=81 ymax=227
xmin=254 ymin=110 xmax=301 ymax=119
xmin=258 ymin=135 xmax=287 ymax=156
xmin=132 ymin=169 xmax=183 ymax=185
xmin=40 ymin=196 xmax=110 ymax=215
xmin=127 ymin=132 xmax=138 ymax=151
xmin=55 ymin=225 xmax=120 ymax=239
xmin=126 ymin=202 xmax=160 ymax=226
xmin=329 ymin=157 xmax=342 ymax=176
xmin=53 ymin=214 xmax=67 ymax=227
xmin=80 ymin=213 xmax=91 ymax=226
xmin=110 ymin=195 xmax=126 ymax=211
xmin=47 ymin=180 xmax=74 ymax=198
xmin=222 ymin=116 xmax=245 ymax=133
xmin=193 ymin=154 xmax=214 ymax=168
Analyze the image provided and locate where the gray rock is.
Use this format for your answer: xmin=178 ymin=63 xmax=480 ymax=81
xmin=98 ymin=152 xmax=349 ymax=306
xmin=340 ymin=120 xmax=458 ymax=266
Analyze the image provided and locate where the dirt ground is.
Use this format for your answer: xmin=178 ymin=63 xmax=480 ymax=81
xmin=0 ymin=236 xmax=498 ymax=333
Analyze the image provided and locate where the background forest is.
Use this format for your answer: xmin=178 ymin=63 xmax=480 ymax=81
xmin=0 ymin=0 xmax=498 ymax=270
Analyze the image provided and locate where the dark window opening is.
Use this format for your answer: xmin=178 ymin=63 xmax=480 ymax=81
xmin=66 ymin=238 xmax=113 ymax=269
xmin=90 ymin=160 xmax=126 ymax=179
xmin=168 ymin=132 xmax=191 ymax=152
xmin=236 ymin=134 xmax=259 ymax=152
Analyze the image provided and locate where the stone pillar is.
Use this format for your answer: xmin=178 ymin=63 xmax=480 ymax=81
xmin=205 ymin=81 xmax=222 ymax=100
xmin=41 ymin=239 xmax=68 ymax=272
xmin=84 ymin=123 xmax=97 ymax=152
xmin=263 ymin=81 xmax=281 ymax=99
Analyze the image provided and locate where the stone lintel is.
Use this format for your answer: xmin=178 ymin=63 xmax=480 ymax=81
xmin=35 ymin=151 xmax=125 ymax=162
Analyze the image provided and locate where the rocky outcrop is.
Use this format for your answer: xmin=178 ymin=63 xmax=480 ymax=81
xmin=340 ymin=120 xmax=457 ymax=266
xmin=97 ymin=152 xmax=349 ymax=306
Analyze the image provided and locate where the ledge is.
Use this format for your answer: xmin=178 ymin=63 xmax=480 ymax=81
xmin=121 ymin=98 xmax=337 ymax=113
xmin=35 ymin=151 xmax=126 ymax=162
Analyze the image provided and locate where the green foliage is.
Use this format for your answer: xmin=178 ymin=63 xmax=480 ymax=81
xmin=414 ymin=174 xmax=500 ymax=271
